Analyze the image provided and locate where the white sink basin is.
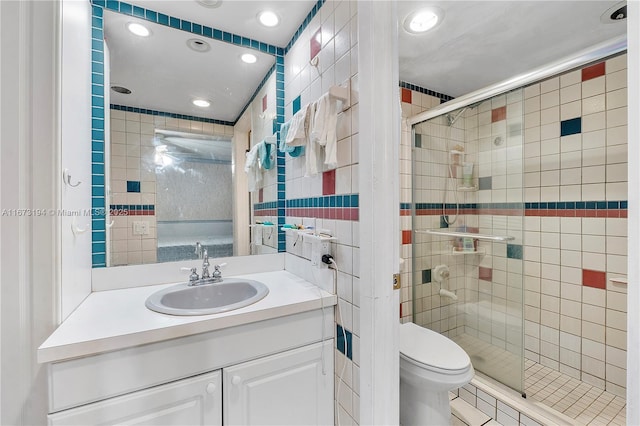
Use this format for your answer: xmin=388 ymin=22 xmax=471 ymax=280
xmin=145 ymin=278 xmax=269 ymax=316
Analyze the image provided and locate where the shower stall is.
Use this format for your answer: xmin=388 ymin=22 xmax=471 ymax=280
xmin=411 ymin=89 xmax=526 ymax=394
xmin=408 ymin=39 xmax=628 ymax=423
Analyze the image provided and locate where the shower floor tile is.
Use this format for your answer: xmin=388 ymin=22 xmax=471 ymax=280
xmin=449 ymin=332 xmax=626 ymax=425
xmin=525 ymin=360 xmax=626 ymax=425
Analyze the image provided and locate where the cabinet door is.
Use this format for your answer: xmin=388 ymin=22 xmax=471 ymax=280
xmin=48 ymin=370 xmax=222 ymax=426
xmin=223 ymin=341 xmax=334 ymax=426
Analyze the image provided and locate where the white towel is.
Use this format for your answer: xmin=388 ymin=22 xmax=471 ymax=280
xmin=285 ymin=104 xmax=311 ymax=147
xmin=311 ymin=93 xmax=339 ymax=169
xmin=244 ymin=143 xmax=262 ymax=191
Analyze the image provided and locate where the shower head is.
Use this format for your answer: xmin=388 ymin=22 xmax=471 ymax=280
xmin=445 ymin=99 xmax=485 ymax=126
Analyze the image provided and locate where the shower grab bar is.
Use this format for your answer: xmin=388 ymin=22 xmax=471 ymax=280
xmin=416 ymin=229 xmax=515 ymax=242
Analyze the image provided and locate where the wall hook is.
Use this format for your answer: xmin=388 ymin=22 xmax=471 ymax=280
xmin=63 ymin=168 xmax=81 ymax=187
xmin=71 ymin=217 xmax=90 ymax=236
xmin=106 ymin=220 xmax=114 ymax=228
xmin=309 ymin=56 xmax=319 ymax=67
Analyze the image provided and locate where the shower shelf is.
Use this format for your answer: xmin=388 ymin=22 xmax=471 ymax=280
xmin=416 ymin=229 xmax=515 ymax=242
xmin=451 ymin=248 xmax=486 ymax=255
xmin=457 ymin=186 xmax=478 ymax=192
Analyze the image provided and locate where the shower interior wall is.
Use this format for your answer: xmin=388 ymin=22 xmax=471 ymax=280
xmin=401 ymin=52 xmax=628 ymax=399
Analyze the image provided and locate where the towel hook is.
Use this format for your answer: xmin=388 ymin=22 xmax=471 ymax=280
xmin=63 ymin=168 xmax=81 ymax=187
xmin=71 ymin=217 xmax=90 ymax=236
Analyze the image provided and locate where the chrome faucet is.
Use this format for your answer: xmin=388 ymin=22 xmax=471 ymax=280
xmin=201 ymin=249 xmax=210 ymax=279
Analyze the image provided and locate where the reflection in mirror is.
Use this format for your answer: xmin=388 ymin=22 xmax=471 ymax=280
xmin=102 ymin=9 xmax=276 ymax=267
xmin=154 ymin=130 xmax=233 ymax=263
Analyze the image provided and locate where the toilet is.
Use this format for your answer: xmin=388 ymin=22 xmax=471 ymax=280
xmin=399 ymin=322 xmax=475 ymax=426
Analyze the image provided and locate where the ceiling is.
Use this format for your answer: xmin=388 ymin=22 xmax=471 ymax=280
xmin=126 ymin=0 xmax=316 ymax=47
xmin=105 ymin=1 xmax=315 ymax=121
xmin=398 ymin=1 xmax=627 ymax=97
xmin=105 ymin=1 xmax=628 ymax=120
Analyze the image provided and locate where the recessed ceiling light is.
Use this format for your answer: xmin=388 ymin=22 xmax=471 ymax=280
xmin=187 ymin=38 xmax=211 ymax=53
xmin=111 ymin=85 xmax=132 ymax=94
xmin=258 ymin=11 xmax=279 ymax=27
xmin=241 ymin=53 xmax=257 ymax=64
xmin=192 ymin=99 xmax=211 ymax=108
xmin=196 ymin=0 xmax=223 ymax=8
xmin=601 ymin=1 xmax=627 ymax=23
xmin=403 ymin=8 xmax=443 ymax=34
xmin=127 ymin=22 xmax=151 ymax=37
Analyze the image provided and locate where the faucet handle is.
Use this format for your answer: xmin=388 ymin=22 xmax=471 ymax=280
xmin=212 ymin=263 xmax=227 ymax=280
xmin=181 ymin=267 xmax=199 ymax=283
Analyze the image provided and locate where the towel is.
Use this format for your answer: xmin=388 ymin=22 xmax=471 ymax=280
xmin=244 ymin=143 xmax=262 ymax=191
xmin=310 ymin=93 xmax=339 ymax=170
xmin=258 ymin=140 xmax=273 ymax=170
xmin=285 ymin=104 xmax=311 ymax=147
xmin=279 ymin=121 xmax=304 ymax=157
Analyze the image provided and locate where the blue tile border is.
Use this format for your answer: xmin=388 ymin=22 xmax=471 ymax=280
xmin=400 ymin=81 xmax=454 ymax=103
xmin=285 ymin=0 xmax=326 ymax=54
xmin=403 ymin=200 xmax=628 ymax=212
xmin=91 ymin=1 xmax=287 ymax=263
xmin=110 ymin=104 xmax=234 ymax=126
xmin=284 ymin=194 xmax=359 ymax=209
xmin=91 ymin=4 xmax=107 ymax=267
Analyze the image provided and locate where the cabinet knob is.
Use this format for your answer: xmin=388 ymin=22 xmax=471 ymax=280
xmin=206 ymin=382 xmax=216 ymax=394
xmin=231 ymin=375 xmax=242 ymax=386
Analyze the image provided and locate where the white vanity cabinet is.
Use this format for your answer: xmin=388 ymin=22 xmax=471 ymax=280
xmin=45 ymin=309 xmax=335 ymax=426
xmin=48 ymin=370 xmax=222 ymax=426
xmin=224 ymin=341 xmax=333 ymax=425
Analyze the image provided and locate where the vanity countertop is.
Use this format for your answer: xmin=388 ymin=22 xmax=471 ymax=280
xmin=38 ymin=270 xmax=336 ymax=364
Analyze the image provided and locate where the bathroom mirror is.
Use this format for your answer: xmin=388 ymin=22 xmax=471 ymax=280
xmin=101 ymin=7 xmax=277 ymax=266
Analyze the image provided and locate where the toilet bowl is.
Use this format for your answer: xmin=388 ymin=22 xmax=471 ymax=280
xmin=399 ymin=322 xmax=474 ymax=426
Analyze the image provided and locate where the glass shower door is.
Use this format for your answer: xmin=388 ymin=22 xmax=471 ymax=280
xmin=411 ymin=88 xmax=525 ymax=393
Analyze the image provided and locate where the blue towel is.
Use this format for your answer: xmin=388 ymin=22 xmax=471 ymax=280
xmin=279 ymin=121 xmax=304 ymax=157
xmin=258 ymin=140 xmax=273 ymax=170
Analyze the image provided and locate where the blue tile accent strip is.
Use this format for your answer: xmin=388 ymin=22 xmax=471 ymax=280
xmin=110 ymin=104 xmax=234 ymax=126
xmin=91 ymin=4 xmax=106 ymax=267
xmin=399 ymin=81 xmax=454 ymax=103
xmin=109 ymin=204 xmax=155 ymax=213
xmin=233 ymin=64 xmax=276 ymax=124
xmin=283 ymin=194 xmax=359 ymax=209
xmin=336 ymin=324 xmax=353 ymax=360
xmin=561 ymin=117 xmax=582 ymax=136
xmin=414 ymin=133 xmax=422 ymax=148
xmin=285 ymin=0 xmax=326 ymax=54
xmin=422 ymin=269 xmax=432 ymax=284
xmin=91 ymin=0 xmax=283 ymax=263
xmin=90 ymin=1 xmax=276 ymax=57
xmin=405 ymin=200 xmax=628 ymax=212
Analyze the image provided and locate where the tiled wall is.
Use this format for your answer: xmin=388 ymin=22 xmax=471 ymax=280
xmin=108 ymin=107 xmax=233 ymax=266
xmin=399 ymin=87 xmax=451 ymax=324
xmin=283 ymin=1 xmax=359 ymax=423
xmin=522 ymin=54 xmax=628 ymax=396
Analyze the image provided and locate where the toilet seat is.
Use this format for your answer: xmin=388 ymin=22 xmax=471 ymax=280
xmin=399 ymin=322 xmax=471 ymax=374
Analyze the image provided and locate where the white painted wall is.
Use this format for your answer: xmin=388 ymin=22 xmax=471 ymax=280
xmin=626 ymin=2 xmax=639 ymax=424
xmin=0 ymin=0 xmax=59 ymax=423
xmin=59 ymin=0 xmax=92 ymax=320
xmin=358 ymin=2 xmax=400 ymax=424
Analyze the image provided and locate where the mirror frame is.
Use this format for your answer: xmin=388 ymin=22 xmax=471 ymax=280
xmin=89 ymin=0 xmax=287 ymax=267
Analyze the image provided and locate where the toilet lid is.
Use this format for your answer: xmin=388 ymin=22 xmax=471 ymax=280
xmin=399 ymin=322 xmax=470 ymax=371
